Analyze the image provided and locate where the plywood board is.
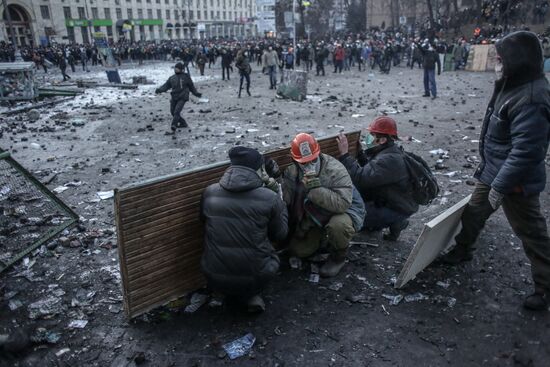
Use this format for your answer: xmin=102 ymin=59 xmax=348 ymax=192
xmin=116 ymin=131 xmax=361 ymax=318
xmin=394 ymin=195 xmax=472 ymax=289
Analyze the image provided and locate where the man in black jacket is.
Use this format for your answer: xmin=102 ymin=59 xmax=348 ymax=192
xmin=201 ymin=147 xmax=288 ymax=312
xmin=337 ymin=117 xmax=418 ymax=241
xmin=155 ymin=62 xmax=202 ymax=135
xmin=418 ymin=40 xmax=441 ymax=99
xmin=441 ymin=31 xmax=550 ymax=311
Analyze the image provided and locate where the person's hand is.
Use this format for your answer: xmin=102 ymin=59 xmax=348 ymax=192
xmin=302 ymin=176 xmax=321 ymax=190
xmin=155 ymin=88 xmax=160 ymax=94
xmin=488 ymin=188 xmax=504 ymax=210
xmin=336 ymin=132 xmax=349 ymax=156
xmin=196 ymin=93 xmax=202 ymax=98
xmin=264 ymin=157 xmax=281 ymax=178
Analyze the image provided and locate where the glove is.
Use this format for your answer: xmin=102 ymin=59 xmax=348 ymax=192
xmin=196 ymin=93 xmax=202 ymax=98
xmin=155 ymin=88 xmax=161 ymax=94
xmin=488 ymin=188 xmax=504 ymax=210
xmin=264 ymin=157 xmax=281 ymax=178
xmin=303 ymin=176 xmax=321 ymax=190
xmin=265 ymin=177 xmax=280 ymax=194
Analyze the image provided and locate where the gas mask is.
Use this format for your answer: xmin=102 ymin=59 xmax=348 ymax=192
xmin=299 ymin=158 xmax=320 ymax=177
xmin=361 ymin=133 xmax=378 ymax=150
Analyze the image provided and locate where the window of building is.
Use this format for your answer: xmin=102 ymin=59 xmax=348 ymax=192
xmin=67 ymin=27 xmax=75 ymax=42
xmin=175 ymin=11 xmax=179 ymax=20
xmin=223 ymin=11 xmax=226 ymax=19
xmin=197 ymin=11 xmax=201 ymax=19
xmin=165 ymin=0 xmax=169 ymax=4
xmin=189 ymin=10 xmax=193 ymax=19
xmin=138 ymin=9 xmax=143 ymax=18
xmin=116 ymin=8 xmax=122 ymax=19
xmin=210 ymin=10 xmax=213 ymax=19
xmin=147 ymin=9 xmax=153 ymax=18
xmin=182 ymin=10 xmax=186 ymax=20
xmin=156 ymin=0 xmax=160 ymax=3
xmin=92 ymin=7 xmax=99 ymax=18
xmin=166 ymin=9 xmax=170 ymax=19
xmin=217 ymin=0 xmax=220 ymax=7
xmin=107 ymin=26 xmax=113 ymax=37
xmin=189 ymin=0 xmax=193 ymax=7
xmin=78 ymin=7 xmax=86 ymax=18
xmin=157 ymin=9 xmax=161 ymax=18
xmin=146 ymin=0 xmax=151 ymax=3
xmin=104 ymin=8 xmax=111 ymax=18
xmin=115 ymin=0 xmax=120 ymax=5
xmin=63 ymin=6 xmax=72 ymax=19
xmin=40 ymin=5 xmax=50 ymax=19
xmin=126 ymin=0 xmax=131 ymax=3
xmin=127 ymin=8 xmax=133 ymax=18
xmin=216 ymin=10 xmax=220 ymax=19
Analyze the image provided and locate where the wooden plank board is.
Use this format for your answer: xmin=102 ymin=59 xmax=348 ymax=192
xmin=116 ymin=131 xmax=361 ymax=318
xmin=394 ymin=195 xmax=472 ymax=289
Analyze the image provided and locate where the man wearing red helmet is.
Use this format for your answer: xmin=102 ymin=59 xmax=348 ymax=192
xmin=337 ymin=116 xmax=419 ymax=240
xmin=281 ymin=133 xmax=365 ymax=277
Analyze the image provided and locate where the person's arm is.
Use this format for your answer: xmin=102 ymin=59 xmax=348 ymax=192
xmin=155 ymin=78 xmax=171 ymax=93
xmin=187 ymin=75 xmax=202 ymax=97
xmin=306 ymin=162 xmax=353 ymax=214
xmin=492 ymin=104 xmax=550 ymax=193
xmin=267 ymin=196 xmax=289 ymax=242
xmin=436 ymin=53 xmax=441 ymax=74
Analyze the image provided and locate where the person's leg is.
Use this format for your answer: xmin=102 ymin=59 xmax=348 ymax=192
xmin=238 ymin=74 xmax=244 ymax=97
xmin=502 ymin=193 xmax=550 ymax=307
xmin=442 ymin=182 xmax=496 ymax=263
xmin=245 ymin=73 xmax=251 ymax=95
xmin=362 ymin=202 xmax=408 ymax=230
xmin=222 ymin=66 xmax=226 ymax=80
xmin=320 ymin=213 xmax=355 ymax=277
xmin=423 ymin=68 xmax=430 ymax=96
xmin=430 ymin=69 xmax=437 ymax=97
xmin=288 ymin=225 xmax=324 ymax=259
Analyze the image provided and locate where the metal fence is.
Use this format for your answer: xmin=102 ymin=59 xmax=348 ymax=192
xmin=0 ymin=150 xmax=78 ymax=273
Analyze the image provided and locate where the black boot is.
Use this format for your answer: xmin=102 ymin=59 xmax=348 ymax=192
xmin=523 ymin=292 xmax=548 ymax=311
xmin=440 ymin=243 xmax=474 ymax=265
xmin=319 ymin=249 xmax=347 ymax=277
xmin=383 ymin=220 xmax=409 ymax=241
xmin=247 ymin=87 xmax=251 ymax=96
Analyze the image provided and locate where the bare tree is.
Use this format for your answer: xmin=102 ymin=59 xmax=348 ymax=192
xmin=426 ymin=0 xmax=436 ymax=29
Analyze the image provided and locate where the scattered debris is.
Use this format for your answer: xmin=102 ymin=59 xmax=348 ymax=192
xmin=184 ymin=293 xmax=209 ymax=313
xmin=222 ymin=333 xmax=256 ymax=360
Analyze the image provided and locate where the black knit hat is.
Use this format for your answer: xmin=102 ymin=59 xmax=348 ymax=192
xmin=228 ymin=147 xmax=263 ymax=170
xmin=174 ymin=62 xmax=184 ymax=70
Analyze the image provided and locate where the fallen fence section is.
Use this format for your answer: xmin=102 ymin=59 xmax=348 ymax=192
xmin=395 ymin=194 xmax=472 ymax=289
xmin=0 ymin=150 xmax=79 ymax=273
xmin=115 ymin=131 xmax=361 ymax=319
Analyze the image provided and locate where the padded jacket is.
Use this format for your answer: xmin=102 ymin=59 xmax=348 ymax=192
xmin=200 ymin=166 xmax=288 ymax=293
xmin=475 ymin=31 xmax=550 ymax=195
xmin=340 ymin=142 xmax=419 ymax=216
xmin=157 ymin=72 xmax=201 ymax=101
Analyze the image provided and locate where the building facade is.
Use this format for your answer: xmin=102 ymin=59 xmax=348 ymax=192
xmin=0 ymin=0 xmax=257 ymax=46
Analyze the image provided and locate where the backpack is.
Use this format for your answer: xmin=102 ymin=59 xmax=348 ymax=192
xmin=402 ymin=150 xmax=439 ymax=205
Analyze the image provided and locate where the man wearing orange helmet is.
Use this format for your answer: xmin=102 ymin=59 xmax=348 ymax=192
xmin=337 ymin=116 xmax=419 ymax=240
xmin=281 ymin=133 xmax=365 ymax=277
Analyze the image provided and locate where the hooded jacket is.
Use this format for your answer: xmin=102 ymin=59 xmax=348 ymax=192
xmin=200 ymin=165 xmax=288 ymax=295
xmin=340 ymin=142 xmax=419 ymax=216
xmin=475 ymin=31 xmax=550 ymax=195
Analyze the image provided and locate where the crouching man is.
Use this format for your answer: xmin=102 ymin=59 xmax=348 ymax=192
xmin=200 ymin=147 xmax=288 ymax=312
xmin=282 ymin=133 xmax=365 ymax=277
xmin=337 ymin=117 xmax=419 ymax=241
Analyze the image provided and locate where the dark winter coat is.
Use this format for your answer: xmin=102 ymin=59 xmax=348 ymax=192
xmin=235 ymin=54 xmax=251 ymax=75
xmin=339 ymin=142 xmax=419 ymax=216
xmin=475 ymin=31 xmax=550 ymax=195
xmin=418 ymin=45 xmax=441 ymax=72
xmin=200 ymin=166 xmax=288 ymax=296
xmin=156 ymin=72 xmax=201 ymax=102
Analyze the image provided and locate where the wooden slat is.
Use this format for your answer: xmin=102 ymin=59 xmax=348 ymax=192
xmin=116 ymin=131 xmax=360 ymax=318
